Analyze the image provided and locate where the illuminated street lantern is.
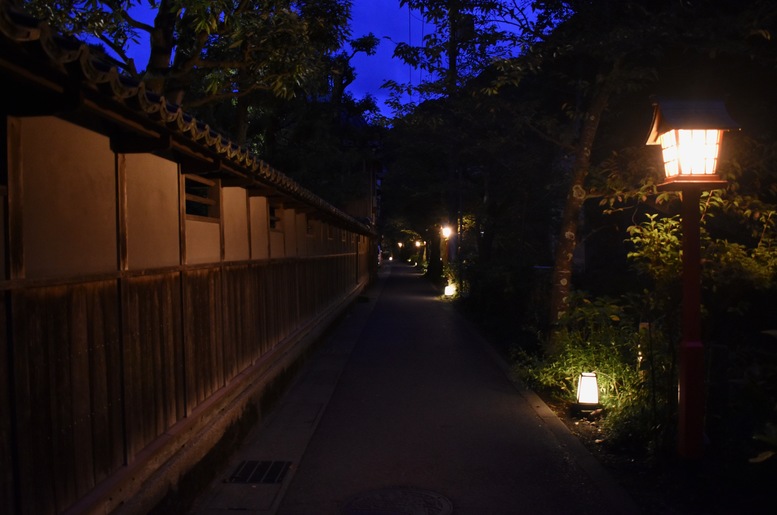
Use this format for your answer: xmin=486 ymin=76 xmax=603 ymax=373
xmin=440 ymin=225 xmax=453 ymax=267
xmin=645 ymin=98 xmax=739 ymax=459
xmin=646 ymin=98 xmax=738 ymax=187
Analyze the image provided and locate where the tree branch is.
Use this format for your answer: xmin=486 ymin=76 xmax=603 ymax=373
xmin=525 ymin=121 xmax=575 ymax=152
xmin=184 ymin=83 xmax=271 ymax=108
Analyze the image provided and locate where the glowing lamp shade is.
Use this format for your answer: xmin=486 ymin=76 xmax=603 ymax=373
xmin=441 ymin=226 xmax=452 ymax=239
xmin=659 ymin=129 xmax=722 ymax=180
xmin=576 ymin=372 xmax=599 ymax=405
xmin=646 ymin=99 xmax=738 ymax=187
xmin=444 ymin=283 xmax=457 ymax=297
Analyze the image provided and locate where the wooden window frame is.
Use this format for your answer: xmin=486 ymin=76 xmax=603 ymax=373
xmin=269 ymin=203 xmax=283 ymax=231
xmin=184 ymin=174 xmax=220 ymax=222
xmin=305 ymin=215 xmax=315 ymax=237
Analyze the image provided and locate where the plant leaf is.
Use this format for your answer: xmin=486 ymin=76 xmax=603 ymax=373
xmin=749 ymin=450 xmax=775 ymax=464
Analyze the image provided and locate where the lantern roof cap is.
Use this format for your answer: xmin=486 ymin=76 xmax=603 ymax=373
xmin=646 ymin=98 xmax=740 ymax=145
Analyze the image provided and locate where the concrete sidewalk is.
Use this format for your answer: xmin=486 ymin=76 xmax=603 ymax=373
xmin=190 ymin=263 xmax=639 ymax=515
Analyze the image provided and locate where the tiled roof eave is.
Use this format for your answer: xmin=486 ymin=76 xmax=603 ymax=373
xmin=0 ymin=2 xmax=373 ymax=235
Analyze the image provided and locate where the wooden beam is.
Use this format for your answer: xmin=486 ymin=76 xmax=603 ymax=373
xmin=243 ymin=184 xmax=278 ymax=197
xmin=116 ymin=153 xmax=128 ymax=271
xmin=1 ymin=84 xmax=82 ymax=116
xmin=180 ymin=155 xmax=220 ymax=175
xmin=220 ymin=177 xmax=251 ymax=188
xmin=110 ymin=131 xmax=172 ymax=154
xmin=6 ymin=117 xmax=24 ymax=279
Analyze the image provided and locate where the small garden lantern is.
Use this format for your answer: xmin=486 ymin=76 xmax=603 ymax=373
xmin=576 ymin=372 xmax=599 ymax=406
xmin=645 ymin=98 xmax=739 ymax=459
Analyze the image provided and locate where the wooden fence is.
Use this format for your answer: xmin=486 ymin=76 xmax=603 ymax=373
xmin=0 ymin=7 xmax=378 ymax=511
xmin=1 ymin=250 xmax=372 ymax=515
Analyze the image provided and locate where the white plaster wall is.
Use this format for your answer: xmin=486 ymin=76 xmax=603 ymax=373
xmin=124 ymin=153 xmax=180 ymax=269
xmin=268 ymin=202 xmax=286 ymax=259
xmin=222 ymin=187 xmax=249 ymax=262
xmin=0 ymin=196 xmax=6 ymax=279
xmin=296 ymin=212 xmax=308 ymax=256
xmin=186 ymin=219 xmax=220 ymax=264
xmin=21 ymin=116 xmax=117 ymax=278
xmin=249 ymin=196 xmax=269 ymax=260
xmin=283 ymin=208 xmax=296 ymax=257
xmin=269 ymin=230 xmax=285 ymax=259
xmin=307 ymin=219 xmax=320 ymax=256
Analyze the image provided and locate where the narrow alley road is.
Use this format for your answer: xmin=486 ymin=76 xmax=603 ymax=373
xmin=191 ymin=263 xmax=637 ymax=515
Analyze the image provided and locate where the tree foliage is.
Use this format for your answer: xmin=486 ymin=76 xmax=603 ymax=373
xmin=386 ymin=0 xmax=533 ymax=113
xmin=479 ymin=0 xmax=777 ymax=350
xmin=19 ymin=0 xmax=352 ymax=105
xmin=384 ymin=1 xmax=555 ymax=288
xmin=16 ymin=0 xmax=383 ymax=206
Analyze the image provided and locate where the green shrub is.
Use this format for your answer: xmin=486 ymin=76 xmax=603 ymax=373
xmin=513 ymin=291 xmax=676 ymax=456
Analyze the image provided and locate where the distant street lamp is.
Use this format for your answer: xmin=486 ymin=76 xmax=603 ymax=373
xmin=441 ymin=225 xmax=453 ymax=267
xmin=646 ymin=98 xmax=739 ymax=459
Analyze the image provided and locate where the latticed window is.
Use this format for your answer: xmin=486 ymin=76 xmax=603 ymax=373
xmin=269 ymin=204 xmax=282 ymax=230
xmin=184 ymin=175 xmax=219 ymax=221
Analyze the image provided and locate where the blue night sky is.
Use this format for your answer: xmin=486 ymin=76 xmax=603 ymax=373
xmin=122 ymin=1 xmax=424 ymax=116
xmin=350 ymin=1 xmax=426 ymax=113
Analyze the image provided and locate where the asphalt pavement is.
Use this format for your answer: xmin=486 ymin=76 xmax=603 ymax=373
xmin=190 ymin=262 xmax=639 ymax=515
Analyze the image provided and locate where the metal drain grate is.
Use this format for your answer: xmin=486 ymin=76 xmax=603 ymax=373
xmin=226 ymin=460 xmax=291 ymax=484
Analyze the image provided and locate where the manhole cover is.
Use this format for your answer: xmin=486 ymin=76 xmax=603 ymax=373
xmin=342 ymin=487 xmax=453 ymax=515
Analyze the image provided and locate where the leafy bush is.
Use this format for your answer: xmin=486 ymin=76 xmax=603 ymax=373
xmin=515 ymin=198 xmax=777 ymax=459
xmin=513 ymin=291 xmax=676 ymax=455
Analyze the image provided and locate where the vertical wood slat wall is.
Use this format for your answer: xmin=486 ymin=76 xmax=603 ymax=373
xmin=2 ymin=256 xmax=369 ymax=515
xmin=0 ymin=117 xmax=375 ymax=514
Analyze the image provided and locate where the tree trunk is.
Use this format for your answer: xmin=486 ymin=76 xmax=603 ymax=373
xmin=427 ymin=232 xmax=443 ymax=283
xmin=546 ymin=76 xmax=614 ymax=356
xmin=144 ymin=0 xmax=177 ymax=95
xmin=234 ymin=93 xmax=249 ymax=146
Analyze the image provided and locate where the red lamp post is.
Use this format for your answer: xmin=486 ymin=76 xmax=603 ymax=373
xmin=646 ymin=98 xmax=739 ymax=459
